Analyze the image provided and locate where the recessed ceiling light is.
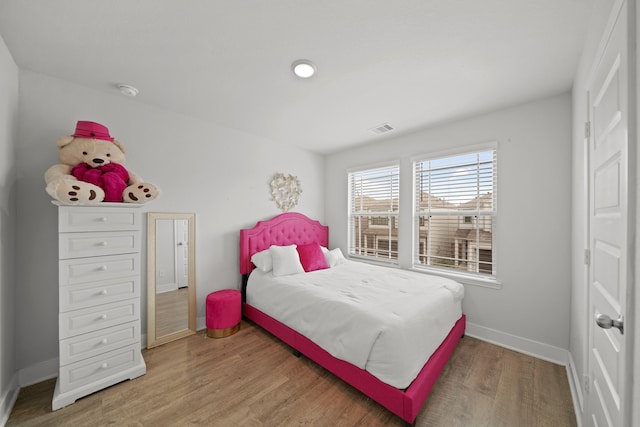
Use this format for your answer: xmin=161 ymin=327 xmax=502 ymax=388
xmin=117 ymin=83 xmax=139 ymax=97
xmin=292 ymin=60 xmax=316 ymax=78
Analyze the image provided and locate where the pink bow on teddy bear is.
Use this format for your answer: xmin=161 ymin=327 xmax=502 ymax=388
xmin=44 ymin=121 xmax=160 ymax=205
xmin=71 ymin=162 xmax=130 ymax=202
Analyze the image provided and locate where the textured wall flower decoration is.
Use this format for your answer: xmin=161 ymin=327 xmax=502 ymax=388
xmin=270 ymin=173 xmax=302 ymax=212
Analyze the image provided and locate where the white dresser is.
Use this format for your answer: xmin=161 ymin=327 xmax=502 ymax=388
xmin=52 ymin=205 xmax=146 ymax=410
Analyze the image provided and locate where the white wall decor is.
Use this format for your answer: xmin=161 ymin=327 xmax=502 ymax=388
xmin=270 ymin=173 xmax=302 ymax=212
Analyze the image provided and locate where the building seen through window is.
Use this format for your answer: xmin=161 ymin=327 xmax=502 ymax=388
xmin=414 ymin=149 xmax=497 ymax=277
xmin=348 ymin=147 xmax=496 ymax=279
xmin=349 ymin=164 xmax=399 ymax=263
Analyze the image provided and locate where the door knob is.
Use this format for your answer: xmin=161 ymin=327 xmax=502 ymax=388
xmin=595 ymin=313 xmax=624 ymax=334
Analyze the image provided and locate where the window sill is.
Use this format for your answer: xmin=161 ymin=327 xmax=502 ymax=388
xmin=347 ymin=255 xmax=400 ymax=268
xmin=409 ymin=266 xmax=502 ymax=289
xmin=347 ymin=257 xmax=501 ymax=289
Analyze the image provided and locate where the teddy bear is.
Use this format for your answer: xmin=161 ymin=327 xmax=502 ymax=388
xmin=45 ymin=121 xmax=159 ymax=205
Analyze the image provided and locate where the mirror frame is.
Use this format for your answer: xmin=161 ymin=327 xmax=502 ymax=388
xmin=146 ymin=212 xmax=196 ymax=349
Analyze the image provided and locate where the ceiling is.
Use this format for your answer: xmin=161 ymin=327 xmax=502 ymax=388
xmin=0 ymin=1 xmax=594 ymax=154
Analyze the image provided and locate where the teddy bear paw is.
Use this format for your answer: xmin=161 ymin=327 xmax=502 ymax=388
xmin=123 ymin=183 xmax=159 ymax=203
xmin=48 ymin=181 xmax=105 ymax=205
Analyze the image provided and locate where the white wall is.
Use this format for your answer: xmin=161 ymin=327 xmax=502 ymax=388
xmin=635 ymin=3 xmax=640 ymax=422
xmin=635 ymin=4 xmax=640 ymax=424
xmin=325 ymin=93 xmax=573 ymax=360
xmin=14 ymin=70 xmax=325 ymax=378
xmin=0 ymin=33 xmax=19 ymax=424
xmin=569 ymin=0 xmax=616 ymax=417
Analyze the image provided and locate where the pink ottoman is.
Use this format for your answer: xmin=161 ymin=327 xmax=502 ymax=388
xmin=206 ymin=289 xmax=241 ymax=338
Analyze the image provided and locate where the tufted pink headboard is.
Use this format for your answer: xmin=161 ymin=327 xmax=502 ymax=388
xmin=240 ymin=212 xmax=329 ymax=275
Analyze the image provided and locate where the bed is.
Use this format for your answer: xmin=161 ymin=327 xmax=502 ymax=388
xmin=240 ymin=212 xmax=466 ymax=426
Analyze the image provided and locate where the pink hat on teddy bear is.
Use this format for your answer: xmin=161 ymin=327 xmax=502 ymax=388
xmin=72 ymin=121 xmax=115 ymax=142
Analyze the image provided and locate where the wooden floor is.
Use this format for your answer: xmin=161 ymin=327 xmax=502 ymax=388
xmin=8 ymin=320 xmax=576 ymax=427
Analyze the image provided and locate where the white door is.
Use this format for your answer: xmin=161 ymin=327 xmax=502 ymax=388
xmin=175 ymin=219 xmax=189 ymax=288
xmin=587 ymin=1 xmax=629 ymax=426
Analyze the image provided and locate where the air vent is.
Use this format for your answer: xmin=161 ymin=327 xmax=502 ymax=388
xmin=370 ymin=123 xmax=395 ymax=134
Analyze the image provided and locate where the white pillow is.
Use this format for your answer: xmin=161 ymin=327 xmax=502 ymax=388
xmin=324 ymin=248 xmax=346 ymax=267
xmin=251 ymin=249 xmax=273 ymax=272
xmin=270 ymin=245 xmax=305 ymax=276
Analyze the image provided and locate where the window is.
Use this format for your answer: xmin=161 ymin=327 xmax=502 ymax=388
xmin=348 ymin=164 xmax=399 ymax=263
xmin=413 ymin=148 xmax=497 ymax=278
xmin=369 ymin=216 xmax=390 ymax=227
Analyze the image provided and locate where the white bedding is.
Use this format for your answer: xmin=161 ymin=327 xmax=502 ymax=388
xmin=247 ymin=260 xmax=464 ymax=389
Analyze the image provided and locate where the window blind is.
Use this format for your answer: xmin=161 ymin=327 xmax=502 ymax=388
xmin=414 ymin=149 xmax=497 ymax=277
xmin=348 ymin=164 xmax=399 ymax=263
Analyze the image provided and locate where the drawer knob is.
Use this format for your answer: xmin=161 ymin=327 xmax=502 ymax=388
xmin=98 ymin=241 xmax=108 ymax=247
xmin=101 ymin=363 xmax=108 ymax=369
xmin=101 ymin=338 xmax=108 ymax=345
xmin=100 ymin=289 xmax=108 ymax=296
xmin=99 ymin=217 xmax=108 ymax=222
xmin=100 ymin=314 xmax=108 ymax=320
xmin=99 ymin=265 xmax=108 ymax=271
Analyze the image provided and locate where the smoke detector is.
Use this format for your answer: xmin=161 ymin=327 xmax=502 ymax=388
xmin=117 ymin=84 xmax=139 ymax=97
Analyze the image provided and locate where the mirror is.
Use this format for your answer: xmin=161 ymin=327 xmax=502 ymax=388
xmin=147 ymin=212 xmax=196 ymax=348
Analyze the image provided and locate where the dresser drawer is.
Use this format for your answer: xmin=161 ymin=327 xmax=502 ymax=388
xmin=60 ymin=253 xmax=140 ymax=286
xmin=60 ymin=277 xmax=140 ymax=312
xmin=57 ymin=344 xmax=143 ymax=394
xmin=60 ymin=321 xmax=140 ymax=366
xmin=59 ymin=231 xmax=141 ymax=259
xmin=59 ymin=207 xmax=141 ymax=232
xmin=60 ymin=298 xmax=140 ymax=339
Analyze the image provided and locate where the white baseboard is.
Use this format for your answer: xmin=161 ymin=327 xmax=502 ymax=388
xmin=16 ymin=338 xmax=150 ymax=388
xmin=0 ymin=359 xmax=58 ymax=426
xmin=156 ymin=282 xmax=178 ymax=294
xmin=4 ymin=339 xmax=150 ymax=424
xmin=567 ymin=352 xmax=584 ymax=427
xmin=465 ymin=321 xmax=569 ymax=365
xmin=465 ymin=321 xmax=586 ymax=424
xmin=18 ymin=357 xmax=58 ymax=388
xmin=0 ymin=373 xmax=19 ymax=427
xmin=5 ymin=320 xmax=581 ymax=426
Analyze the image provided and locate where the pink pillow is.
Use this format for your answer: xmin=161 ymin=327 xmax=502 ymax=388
xmin=296 ymin=243 xmax=329 ymax=272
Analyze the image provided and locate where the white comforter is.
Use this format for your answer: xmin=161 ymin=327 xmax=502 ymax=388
xmin=247 ymin=260 xmax=464 ymax=388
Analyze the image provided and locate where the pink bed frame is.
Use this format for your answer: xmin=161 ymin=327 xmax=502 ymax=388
xmin=240 ymin=212 xmax=466 ymax=426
